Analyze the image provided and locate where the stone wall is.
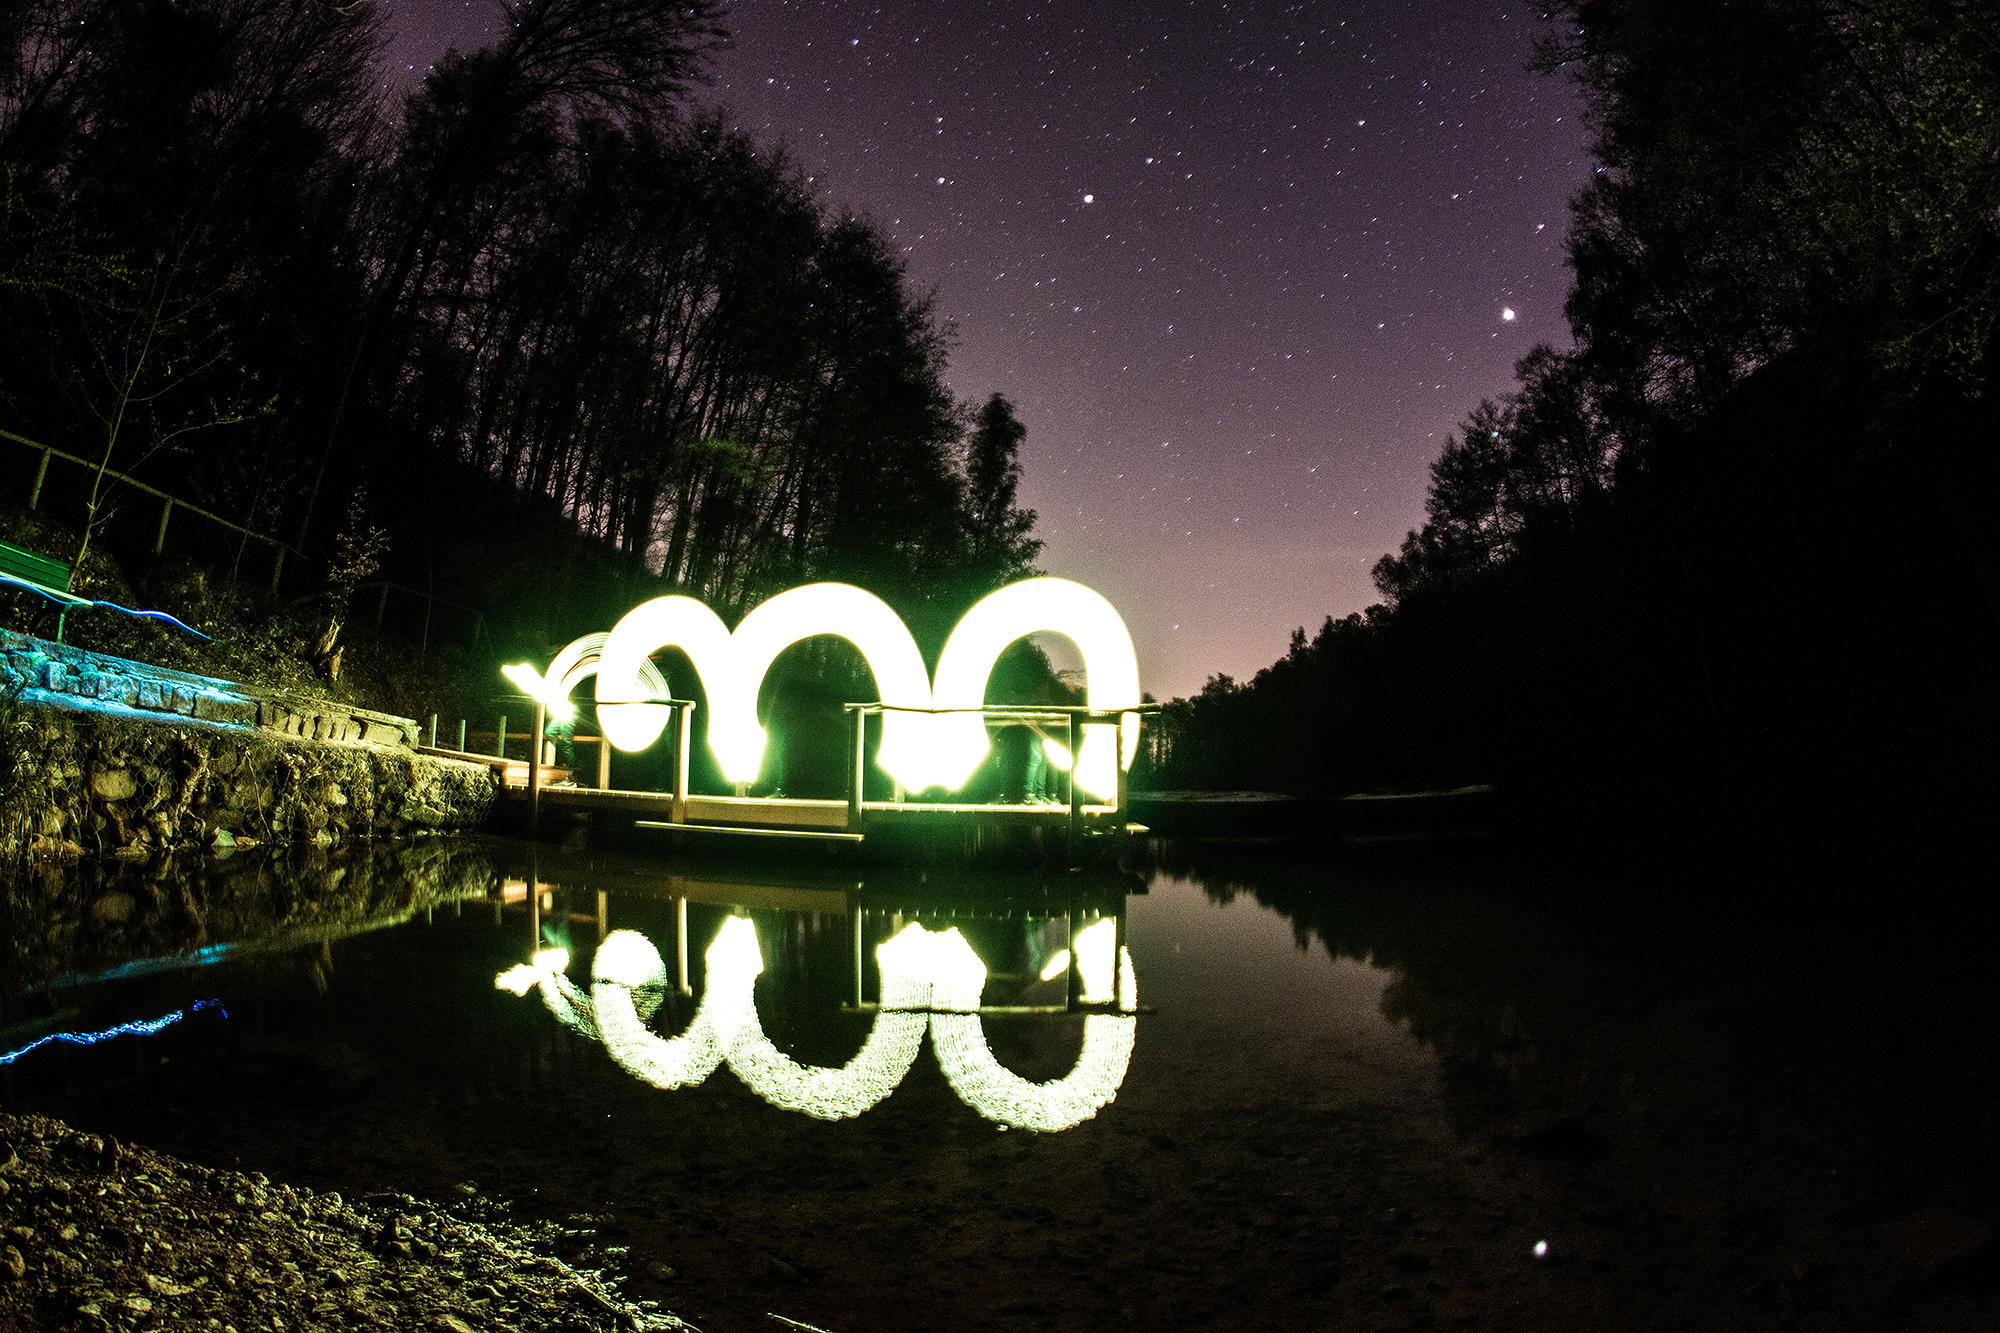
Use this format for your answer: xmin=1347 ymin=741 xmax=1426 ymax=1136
xmin=0 ymin=629 xmax=422 ymax=748
xmin=0 ymin=633 xmax=495 ymax=861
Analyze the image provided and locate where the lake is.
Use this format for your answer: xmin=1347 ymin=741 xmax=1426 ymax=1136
xmin=2 ymin=833 xmax=1994 ymax=1331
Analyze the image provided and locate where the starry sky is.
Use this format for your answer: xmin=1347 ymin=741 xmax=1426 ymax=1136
xmin=380 ymin=1 xmax=1591 ymax=701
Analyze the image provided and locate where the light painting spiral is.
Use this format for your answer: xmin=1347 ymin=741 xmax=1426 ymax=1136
xmin=498 ymin=916 xmax=1138 ymax=1130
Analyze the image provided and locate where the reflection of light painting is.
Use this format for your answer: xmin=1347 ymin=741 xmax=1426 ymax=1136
xmin=497 ymin=916 xmax=1138 ymax=1131
xmin=566 ymin=577 xmax=1140 ymax=796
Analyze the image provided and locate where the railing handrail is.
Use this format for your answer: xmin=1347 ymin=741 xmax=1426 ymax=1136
xmin=842 ymin=702 xmax=1161 ymax=716
xmin=2 ymin=427 xmax=300 ymax=557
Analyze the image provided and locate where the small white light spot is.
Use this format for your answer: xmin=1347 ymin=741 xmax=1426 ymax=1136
xmin=1533 ymin=1240 xmax=1549 ymax=1258
xmin=937 ymin=176 xmax=946 ymax=184
xmin=1501 ymin=307 xmax=1516 ymax=321
xmin=1083 ymin=193 xmax=1095 ymax=203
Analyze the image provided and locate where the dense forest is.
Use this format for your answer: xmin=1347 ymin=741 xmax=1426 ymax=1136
xmin=1145 ymin=0 xmax=1998 ymax=841
xmin=0 ymin=0 xmax=1042 ymax=729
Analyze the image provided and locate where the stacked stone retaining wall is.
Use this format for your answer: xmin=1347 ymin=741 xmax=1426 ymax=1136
xmin=0 ymin=632 xmax=495 ymax=861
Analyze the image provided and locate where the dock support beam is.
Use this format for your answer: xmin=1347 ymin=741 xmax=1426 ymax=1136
xmin=674 ymin=896 xmax=690 ymax=994
xmin=527 ymin=702 xmax=545 ymax=835
xmin=673 ymin=702 xmax=693 ymax=824
xmin=847 ymin=705 xmax=867 ymax=834
xmin=1066 ymin=711 xmax=1082 ymax=862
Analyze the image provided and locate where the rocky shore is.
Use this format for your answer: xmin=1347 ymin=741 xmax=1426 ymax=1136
xmin=0 ymin=1112 xmax=690 ymax=1333
xmin=0 ymin=630 xmax=495 ymax=863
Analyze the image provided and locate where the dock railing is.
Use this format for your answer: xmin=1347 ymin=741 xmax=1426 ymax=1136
xmin=465 ymin=698 xmax=1157 ymax=850
xmin=843 ymin=701 xmax=1159 ymax=847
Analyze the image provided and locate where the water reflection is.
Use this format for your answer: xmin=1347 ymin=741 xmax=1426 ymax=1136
xmin=492 ymin=860 xmax=1140 ymax=1131
xmin=0 ymin=838 xmax=498 ymax=996
xmin=13 ymin=836 xmax=1982 ymax=1329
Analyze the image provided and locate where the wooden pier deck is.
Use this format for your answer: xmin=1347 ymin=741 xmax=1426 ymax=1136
xmin=422 ymin=700 xmax=1152 ymax=850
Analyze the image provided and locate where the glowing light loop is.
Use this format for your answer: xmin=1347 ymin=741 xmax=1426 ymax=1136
xmin=930 ymin=578 xmax=1142 ymax=795
xmin=497 ymin=917 xmax=1138 ymax=1130
xmin=923 ymin=919 xmax=1138 ymax=1132
xmin=589 ymin=922 xmax=748 ymax=1089
xmin=581 ymin=577 xmax=1140 ymax=793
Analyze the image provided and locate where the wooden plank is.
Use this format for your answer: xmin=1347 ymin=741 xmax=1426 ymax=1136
xmin=637 ymin=821 xmax=865 ymax=844
xmin=660 ymin=876 xmax=850 ymax=914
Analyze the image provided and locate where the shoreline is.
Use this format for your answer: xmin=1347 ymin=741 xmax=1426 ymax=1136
xmin=0 ymin=1111 xmax=690 ymax=1332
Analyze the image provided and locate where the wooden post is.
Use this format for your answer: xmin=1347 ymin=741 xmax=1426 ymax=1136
xmin=673 ymin=702 xmax=693 ymax=824
xmin=1067 ymin=710 xmax=1082 ymax=860
xmin=847 ymin=706 xmax=867 ymax=833
xmin=1114 ymin=906 xmax=1129 ymax=1009
xmin=527 ymin=702 xmax=545 ymax=835
xmin=494 ymin=713 xmax=508 ymax=759
xmin=596 ymin=732 xmax=611 ymax=790
xmin=153 ymin=497 xmax=172 ymax=554
xmin=1116 ymin=713 xmax=1129 ymax=818
xmin=456 ymin=718 xmax=467 ymax=751
xmin=528 ymin=849 xmax=541 ymax=952
xmin=852 ymin=897 xmax=865 ymax=1008
xmin=596 ymin=890 xmax=608 ymax=940
xmin=1065 ymin=906 xmax=1083 ymax=1013
xmin=29 ymin=447 xmax=50 ymax=509
xmin=427 ymin=714 xmax=438 ymax=749
xmin=674 ymin=896 xmax=690 ymax=994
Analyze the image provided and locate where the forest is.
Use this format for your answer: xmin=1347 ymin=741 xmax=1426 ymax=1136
xmin=0 ymin=0 xmax=1043 ymax=738
xmin=1144 ymin=0 xmax=1998 ymax=842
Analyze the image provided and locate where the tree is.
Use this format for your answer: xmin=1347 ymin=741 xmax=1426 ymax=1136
xmin=962 ymin=393 xmax=1044 ymax=590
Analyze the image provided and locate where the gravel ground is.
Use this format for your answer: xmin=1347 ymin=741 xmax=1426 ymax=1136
xmin=0 ymin=1112 xmax=689 ymax=1333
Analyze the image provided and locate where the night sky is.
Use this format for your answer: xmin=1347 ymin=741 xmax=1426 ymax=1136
xmin=380 ymin=1 xmax=1590 ymax=700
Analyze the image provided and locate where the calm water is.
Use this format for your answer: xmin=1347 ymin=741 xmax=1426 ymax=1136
xmin=2 ymin=835 xmax=1994 ymax=1331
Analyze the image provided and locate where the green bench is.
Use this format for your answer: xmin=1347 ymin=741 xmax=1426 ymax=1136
xmin=0 ymin=537 xmax=209 ymax=643
xmin=0 ymin=538 xmax=86 ymax=641
xmin=0 ymin=539 xmax=72 ymax=594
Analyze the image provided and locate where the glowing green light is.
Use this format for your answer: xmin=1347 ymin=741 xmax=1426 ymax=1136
xmin=586 ymin=577 xmax=1142 ymax=793
xmin=497 ymin=916 xmax=1138 ymax=1130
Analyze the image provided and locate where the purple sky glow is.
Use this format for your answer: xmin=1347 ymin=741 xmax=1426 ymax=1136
xmin=381 ymin=0 xmax=1590 ymax=700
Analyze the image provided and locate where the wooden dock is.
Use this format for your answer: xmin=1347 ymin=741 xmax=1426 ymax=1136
xmin=421 ymin=700 xmax=1152 ymax=850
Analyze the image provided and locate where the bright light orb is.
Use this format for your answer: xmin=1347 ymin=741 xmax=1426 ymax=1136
xmin=930 ymin=578 xmax=1141 ymax=796
xmin=1501 ymin=307 xmax=1517 ymax=321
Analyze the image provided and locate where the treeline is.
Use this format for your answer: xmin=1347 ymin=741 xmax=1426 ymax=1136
xmin=0 ymin=0 xmax=1040 ymax=693
xmin=1147 ymin=0 xmax=1998 ymax=841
